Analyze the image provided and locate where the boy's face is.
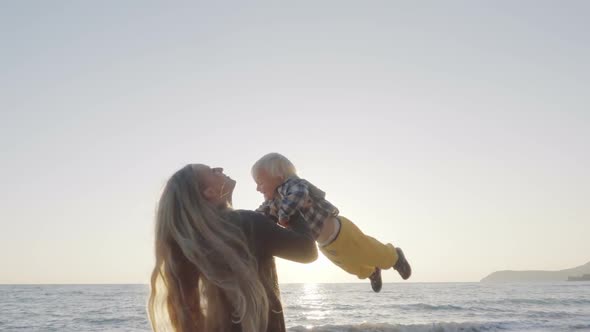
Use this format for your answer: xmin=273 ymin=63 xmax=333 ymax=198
xmin=254 ymin=169 xmax=283 ymax=201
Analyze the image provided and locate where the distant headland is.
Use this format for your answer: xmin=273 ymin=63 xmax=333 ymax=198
xmin=481 ymin=261 xmax=590 ymax=282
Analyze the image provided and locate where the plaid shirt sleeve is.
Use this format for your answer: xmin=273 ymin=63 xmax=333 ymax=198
xmin=278 ymin=181 xmax=310 ymax=221
xmin=256 ymin=200 xmax=274 ymax=215
xmin=256 ymin=199 xmax=280 ymax=223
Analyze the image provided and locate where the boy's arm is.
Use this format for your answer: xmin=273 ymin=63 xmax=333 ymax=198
xmin=255 ymin=200 xmax=272 ymax=214
xmin=255 ymin=200 xmax=279 ymax=223
xmin=278 ymin=181 xmax=310 ymax=223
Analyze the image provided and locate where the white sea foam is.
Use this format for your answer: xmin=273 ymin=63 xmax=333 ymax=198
xmin=290 ymin=321 xmax=511 ymax=332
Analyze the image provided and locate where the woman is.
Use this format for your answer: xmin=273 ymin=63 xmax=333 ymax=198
xmin=148 ymin=164 xmax=317 ymax=332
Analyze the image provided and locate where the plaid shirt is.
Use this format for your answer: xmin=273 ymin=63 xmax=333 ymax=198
xmin=256 ymin=176 xmax=339 ymax=240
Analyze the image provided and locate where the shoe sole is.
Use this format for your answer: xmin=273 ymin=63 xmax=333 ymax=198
xmin=395 ymin=248 xmax=412 ymax=280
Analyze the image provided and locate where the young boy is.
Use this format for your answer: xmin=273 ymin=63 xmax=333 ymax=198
xmin=252 ymin=152 xmax=411 ymax=292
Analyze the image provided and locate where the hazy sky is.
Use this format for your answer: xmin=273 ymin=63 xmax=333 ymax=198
xmin=1 ymin=1 xmax=589 ymax=284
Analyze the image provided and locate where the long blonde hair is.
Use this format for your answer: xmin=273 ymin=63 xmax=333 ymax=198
xmin=148 ymin=164 xmax=269 ymax=331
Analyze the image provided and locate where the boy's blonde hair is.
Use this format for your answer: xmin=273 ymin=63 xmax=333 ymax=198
xmin=251 ymin=153 xmax=297 ymax=179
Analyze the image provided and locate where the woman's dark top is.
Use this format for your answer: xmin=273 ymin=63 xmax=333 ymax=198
xmin=229 ymin=210 xmax=317 ymax=332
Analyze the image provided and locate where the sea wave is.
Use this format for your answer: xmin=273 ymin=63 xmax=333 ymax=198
xmin=570 ymin=324 xmax=590 ymax=330
xmin=288 ymin=321 xmax=511 ymax=332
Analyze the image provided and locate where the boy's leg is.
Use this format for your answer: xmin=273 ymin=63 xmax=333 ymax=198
xmin=320 ymin=216 xmax=399 ymax=279
xmin=319 ymin=250 xmax=375 ymax=279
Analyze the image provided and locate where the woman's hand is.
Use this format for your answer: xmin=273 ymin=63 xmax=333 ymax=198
xmin=278 ymin=219 xmax=290 ymax=228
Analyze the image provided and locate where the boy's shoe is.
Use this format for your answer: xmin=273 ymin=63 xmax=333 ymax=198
xmin=394 ymin=247 xmax=412 ymax=280
xmin=369 ymin=267 xmax=382 ymax=293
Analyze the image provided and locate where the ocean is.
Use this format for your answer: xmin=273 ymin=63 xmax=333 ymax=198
xmin=1 ymin=282 xmax=589 ymax=331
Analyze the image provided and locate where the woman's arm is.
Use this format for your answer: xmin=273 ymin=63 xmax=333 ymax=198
xmin=241 ymin=211 xmax=318 ymax=263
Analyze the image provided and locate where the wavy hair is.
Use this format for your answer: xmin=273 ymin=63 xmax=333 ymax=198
xmin=148 ymin=164 xmax=269 ymax=331
xmin=251 ymin=152 xmax=297 ymax=179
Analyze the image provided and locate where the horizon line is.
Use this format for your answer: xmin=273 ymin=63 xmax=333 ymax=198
xmin=0 ymin=281 xmax=480 ymax=286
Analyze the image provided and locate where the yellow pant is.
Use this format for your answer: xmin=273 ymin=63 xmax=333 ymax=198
xmin=320 ymin=216 xmax=399 ymax=279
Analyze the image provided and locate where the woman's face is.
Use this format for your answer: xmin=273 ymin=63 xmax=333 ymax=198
xmin=194 ymin=164 xmax=236 ymax=206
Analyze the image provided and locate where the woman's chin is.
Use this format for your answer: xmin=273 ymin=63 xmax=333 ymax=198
xmin=226 ymin=178 xmax=237 ymax=190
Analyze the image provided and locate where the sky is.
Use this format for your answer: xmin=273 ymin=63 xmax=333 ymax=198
xmin=1 ymin=1 xmax=589 ymax=284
